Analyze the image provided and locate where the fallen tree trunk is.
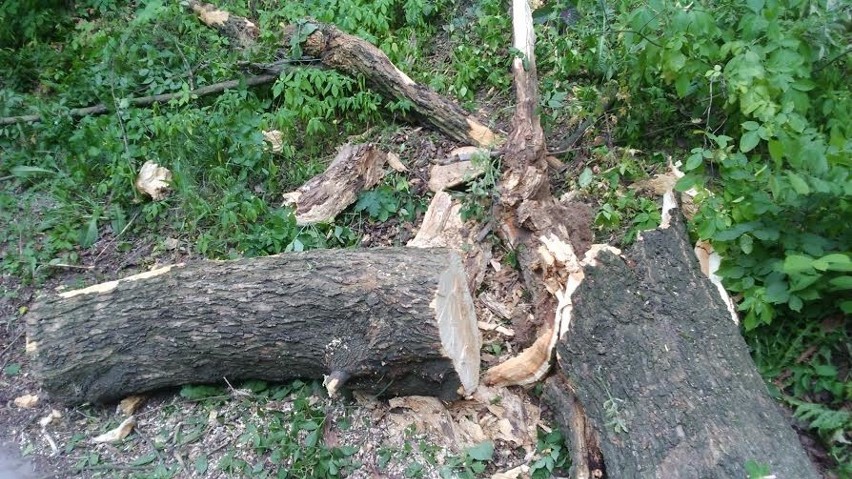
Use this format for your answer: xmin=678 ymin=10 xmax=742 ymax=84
xmin=544 ymin=214 xmax=819 ymax=478
xmin=187 ymin=2 xmax=500 ymax=147
xmin=286 ymin=21 xmax=500 ymax=147
xmin=26 ymin=248 xmax=481 ymax=405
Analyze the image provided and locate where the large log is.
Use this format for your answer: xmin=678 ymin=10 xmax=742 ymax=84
xmin=544 ymin=215 xmax=819 ymax=478
xmin=26 ymin=248 xmax=481 ymax=405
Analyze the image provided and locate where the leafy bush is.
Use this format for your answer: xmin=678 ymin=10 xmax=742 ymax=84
xmin=615 ymin=0 xmax=850 ymax=330
xmin=573 ymin=0 xmax=852 ymax=466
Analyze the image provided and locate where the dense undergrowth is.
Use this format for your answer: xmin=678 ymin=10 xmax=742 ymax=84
xmin=1 ymin=0 xmax=849 ymax=476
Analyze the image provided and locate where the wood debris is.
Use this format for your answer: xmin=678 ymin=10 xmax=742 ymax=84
xmin=14 ymin=393 xmax=39 ymax=408
xmin=92 ymin=416 xmax=136 ymax=444
xmin=281 ymin=143 xmax=388 ymax=225
xmin=135 ymin=160 xmax=172 ymax=201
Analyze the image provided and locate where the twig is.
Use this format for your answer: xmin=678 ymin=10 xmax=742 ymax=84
xmin=42 ymin=431 xmax=60 ymax=456
xmin=814 ymin=45 xmax=851 ymax=73
xmin=43 ymin=263 xmax=95 ymax=270
xmin=172 ymin=38 xmax=196 ymax=90
xmin=1 ymin=329 xmax=25 ymax=355
xmin=548 ymin=110 xmax=611 ymax=156
xmin=0 ymin=74 xmax=279 ymax=126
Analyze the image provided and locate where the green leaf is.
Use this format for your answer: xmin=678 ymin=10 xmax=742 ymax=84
xmin=685 ymin=151 xmax=704 ymax=171
xmin=675 ymin=75 xmax=690 ymax=97
xmin=767 ymin=139 xmax=784 ymax=162
xmin=305 ymin=429 xmax=319 ymax=448
xmin=4 ymin=363 xmax=21 ymax=376
xmin=741 ymin=121 xmax=760 ymax=131
xmin=79 ymin=215 xmax=99 ymax=248
xmin=740 ymin=130 xmax=760 ymax=153
xmin=336 ymin=446 xmax=359 ymax=457
xmin=746 ymin=0 xmax=765 ymax=12
xmin=782 ymin=254 xmax=814 ymax=274
xmin=828 ymin=276 xmax=852 ymax=290
xmin=739 ymin=234 xmax=753 ymax=254
xmin=130 ymin=452 xmax=158 ymax=466
xmin=179 ymin=384 xmax=225 ymax=400
xmin=195 ymin=454 xmax=208 ymax=474
xmin=788 ymin=295 xmax=803 ymax=312
xmin=813 ymin=364 xmax=837 ymax=377
xmin=786 ymin=172 xmax=810 ymax=195
xmin=814 ymin=253 xmax=851 ymax=272
xmin=467 ymin=441 xmax=494 ymax=461
xmin=10 ymin=166 xmax=57 ymax=177
xmin=714 ymin=223 xmax=754 ymax=242
xmin=765 ymin=279 xmax=790 ymax=303
xmin=578 ymin=168 xmax=594 ymax=188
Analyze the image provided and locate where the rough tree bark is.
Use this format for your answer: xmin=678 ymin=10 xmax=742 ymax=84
xmin=26 ymin=248 xmax=481 ymax=405
xmin=285 ymin=21 xmax=500 ymax=147
xmin=544 ymin=215 xmax=819 ymax=479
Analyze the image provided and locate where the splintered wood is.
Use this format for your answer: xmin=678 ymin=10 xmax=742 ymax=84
xmin=281 ymin=143 xmax=389 ymax=225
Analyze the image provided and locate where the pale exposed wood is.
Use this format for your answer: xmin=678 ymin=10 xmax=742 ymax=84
xmin=281 ymin=143 xmax=388 ymax=225
xmin=483 ymin=242 xmax=619 ymax=387
xmin=427 ymin=161 xmax=486 ymax=192
xmin=486 ymin=0 xmax=594 ymax=384
xmin=134 ymin=161 xmax=172 ymax=201
xmin=408 ymin=191 xmax=491 ymax=292
xmin=187 ymin=0 xmax=259 ymax=48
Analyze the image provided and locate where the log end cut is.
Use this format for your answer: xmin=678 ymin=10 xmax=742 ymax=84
xmin=433 ymin=253 xmax=481 ymax=395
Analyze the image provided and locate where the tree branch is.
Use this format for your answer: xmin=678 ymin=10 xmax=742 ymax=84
xmin=0 ymin=74 xmax=279 ymax=126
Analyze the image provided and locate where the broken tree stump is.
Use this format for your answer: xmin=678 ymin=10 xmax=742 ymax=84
xmin=544 ymin=215 xmax=818 ymax=478
xmin=26 ymin=248 xmax=481 ymax=405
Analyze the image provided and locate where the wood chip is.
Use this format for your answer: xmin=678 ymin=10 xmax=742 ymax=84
xmin=118 ymin=395 xmax=147 ymax=416
xmin=428 ymin=160 xmax=486 ymax=192
xmin=92 ymin=416 xmax=136 ymax=444
xmin=386 ymin=152 xmax=407 ymax=172
xmin=14 ymin=394 xmax=39 ymax=409
xmin=135 ymin=161 xmax=172 ymax=201
xmin=39 ymin=410 xmax=62 ymax=428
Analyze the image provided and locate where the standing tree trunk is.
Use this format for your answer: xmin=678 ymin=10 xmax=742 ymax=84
xmin=26 ymin=248 xmax=481 ymax=405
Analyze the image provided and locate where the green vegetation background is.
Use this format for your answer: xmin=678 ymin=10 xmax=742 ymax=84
xmin=1 ymin=0 xmax=848 ymax=475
